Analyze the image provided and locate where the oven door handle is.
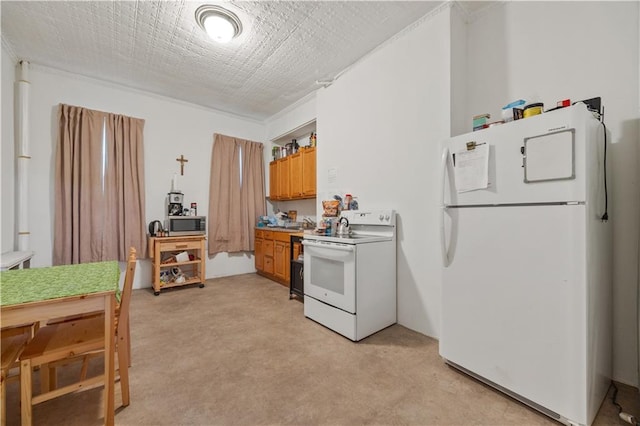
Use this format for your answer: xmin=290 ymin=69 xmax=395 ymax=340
xmin=302 ymin=240 xmax=355 ymax=252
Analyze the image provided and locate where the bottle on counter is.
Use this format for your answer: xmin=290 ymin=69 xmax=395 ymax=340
xmin=344 ymin=194 xmax=352 ymax=210
xmin=323 ymin=218 xmax=333 ymax=236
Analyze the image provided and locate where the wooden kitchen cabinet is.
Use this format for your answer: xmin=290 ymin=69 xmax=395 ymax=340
xmin=268 ymin=146 xmax=316 ymax=201
xmin=278 ymin=157 xmax=291 ymax=199
xmin=269 ymin=162 xmax=279 ymax=200
xmin=149 ymin=235 xmax=206 ymax=295
xmin=255 ymin=228 xmax=295 ymax=287
xmin=274 ymin=240 xmax=290 ymax=282
xmin=255 ymin=231 xmax=264 ymax=270
xmin=289 ymin=152 xmax=303 ymax=198
xmin=302 ymin=147 xmax=316 ymax=197
xmin=263 ymin=231 xmax=275 ymax=275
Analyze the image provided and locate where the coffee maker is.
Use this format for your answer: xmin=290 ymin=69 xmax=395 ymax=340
xmin=167 ymin=191 xmax=184 ymax=216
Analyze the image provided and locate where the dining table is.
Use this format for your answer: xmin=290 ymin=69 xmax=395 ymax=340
xmin=1 ymin=261 xmax=120 ymax=425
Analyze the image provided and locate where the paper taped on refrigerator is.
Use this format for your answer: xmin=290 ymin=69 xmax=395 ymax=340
xmin=453 ymin=143 xmax=489 ymax=193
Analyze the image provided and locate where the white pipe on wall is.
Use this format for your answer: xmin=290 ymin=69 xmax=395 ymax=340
xmin=15 ymin=60 xmax=30 ymax=251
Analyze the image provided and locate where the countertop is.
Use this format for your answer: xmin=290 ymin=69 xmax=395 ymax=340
xmin=255 ymin=226 xmax=313 ymax=236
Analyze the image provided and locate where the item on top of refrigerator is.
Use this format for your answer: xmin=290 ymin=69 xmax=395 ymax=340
xmin=472 ymin=113 xmax=490 ymax=131
xmin=546 ymin=99 xmax=572 ymax=113
xmin=573 ymin=97 xmax=602 ymax=115
xmin=349 ymin=198 xmax=359 ymax=211
xmin=523 ymin=102 xmax=544 ymax=118
xmin=501 ymin=99 xmax=526 ymax=122
xmin=513 ymin=108 xmax=525 ymax=120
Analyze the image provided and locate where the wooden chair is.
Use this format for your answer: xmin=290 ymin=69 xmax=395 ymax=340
xmin=19 ymin=248 xmax=137 ymax=425
xmin=46 ymin=271 xmax=134 ymax=368
xmin=1 ymin=324 xmax=34 ymax=426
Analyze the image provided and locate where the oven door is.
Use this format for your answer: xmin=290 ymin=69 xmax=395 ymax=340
xmin=303 ymin=239 xmax=356 ymax=313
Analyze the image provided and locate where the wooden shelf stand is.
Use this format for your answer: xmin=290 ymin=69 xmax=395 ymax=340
xmin=149 ymin=235 xmax=206 ymax=295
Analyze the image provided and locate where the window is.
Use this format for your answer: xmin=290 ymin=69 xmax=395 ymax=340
xmin=53 ymin=104 xmax=147 ymax=264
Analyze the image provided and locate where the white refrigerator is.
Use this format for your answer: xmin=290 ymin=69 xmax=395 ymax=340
xmin=439 ymin=104 xmax=612 ymax=426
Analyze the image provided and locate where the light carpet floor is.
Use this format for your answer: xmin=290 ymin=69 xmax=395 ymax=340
xmin=5 ymin=273 xmax=639 ymax=425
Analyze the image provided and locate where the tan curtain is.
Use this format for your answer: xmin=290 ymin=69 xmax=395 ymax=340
xmin=53 ymin=105 xmax=106 ymax=265
xmin=104 ymin=113 xmax=147 ymax=260
xmin=208 ymin=134 xmax=266 ymax=255
xmin=53 ymin=104 xmax=146 ymax=264
xmin=239 ymin=139 xmax=265 ymax=250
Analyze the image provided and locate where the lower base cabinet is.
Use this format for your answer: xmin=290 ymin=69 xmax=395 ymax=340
xmin=255 ymin=229 xmax=297 ymax=287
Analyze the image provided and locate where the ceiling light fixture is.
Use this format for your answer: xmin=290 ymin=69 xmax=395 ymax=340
xmin=195 ymin=5 xmax=242 ymax=44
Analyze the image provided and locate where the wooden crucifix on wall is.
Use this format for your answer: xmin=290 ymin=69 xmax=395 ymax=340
xmin=176 ymin=155 xmax=188 ymax=175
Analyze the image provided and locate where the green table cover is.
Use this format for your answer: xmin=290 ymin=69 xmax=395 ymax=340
xmin=1 ymin=261 xmax=120 ymax=306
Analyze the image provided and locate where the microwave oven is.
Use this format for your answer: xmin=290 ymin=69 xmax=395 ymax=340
xmin=165 ymin=216 xmax=206 ymax=236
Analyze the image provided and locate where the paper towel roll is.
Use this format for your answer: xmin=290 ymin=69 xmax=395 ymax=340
xmin=171 ymin=174 xmax=179 ymax=192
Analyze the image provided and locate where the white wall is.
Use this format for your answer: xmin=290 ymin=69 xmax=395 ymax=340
xmin=465 ymin=1 xmax=640 ymax=386
xmin=0 ymin=58 xmax=266 ymax=288
xmin=1 ymin=46 xmax=16 ymax=253
xmin=266 ymin=94 xmax=317 ymax=142
xmin=316 ymin=4 xmax=454 ymax=338
xmin=449 ymin=5 xmax=467 ymax=137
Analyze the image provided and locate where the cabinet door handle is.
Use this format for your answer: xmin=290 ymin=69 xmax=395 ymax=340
xmin=299 ymin=267 xmax=303 ymax=279
xmin=175 ymin=244 xmax=188 ymax=249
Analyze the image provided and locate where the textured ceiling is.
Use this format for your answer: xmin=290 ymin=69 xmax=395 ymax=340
xmin=1 ymin=1 xmax=493 ymax=121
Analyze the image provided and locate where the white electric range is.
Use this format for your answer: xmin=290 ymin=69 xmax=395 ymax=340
xmin=302 ymin=209 xmax=397 ymax=341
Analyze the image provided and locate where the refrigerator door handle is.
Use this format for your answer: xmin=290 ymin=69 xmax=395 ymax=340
xmin=440 ymin=147 xmax=451 ymax=266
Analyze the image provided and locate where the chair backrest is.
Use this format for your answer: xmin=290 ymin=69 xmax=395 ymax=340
xmin=116 ymin=247 xmax=137 ymax=336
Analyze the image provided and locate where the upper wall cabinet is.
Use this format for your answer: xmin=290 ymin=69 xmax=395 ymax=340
xmin=270 ymin=147 xmax=316 ymax=201
xmin=268 ymin=118 xmax=316 ymax=201
xmin=266 ymin=94 xmax=317 ymax=200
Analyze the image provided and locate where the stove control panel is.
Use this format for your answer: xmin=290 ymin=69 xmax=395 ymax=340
xmin=341 ymin=209 xmax=395 ymax=226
